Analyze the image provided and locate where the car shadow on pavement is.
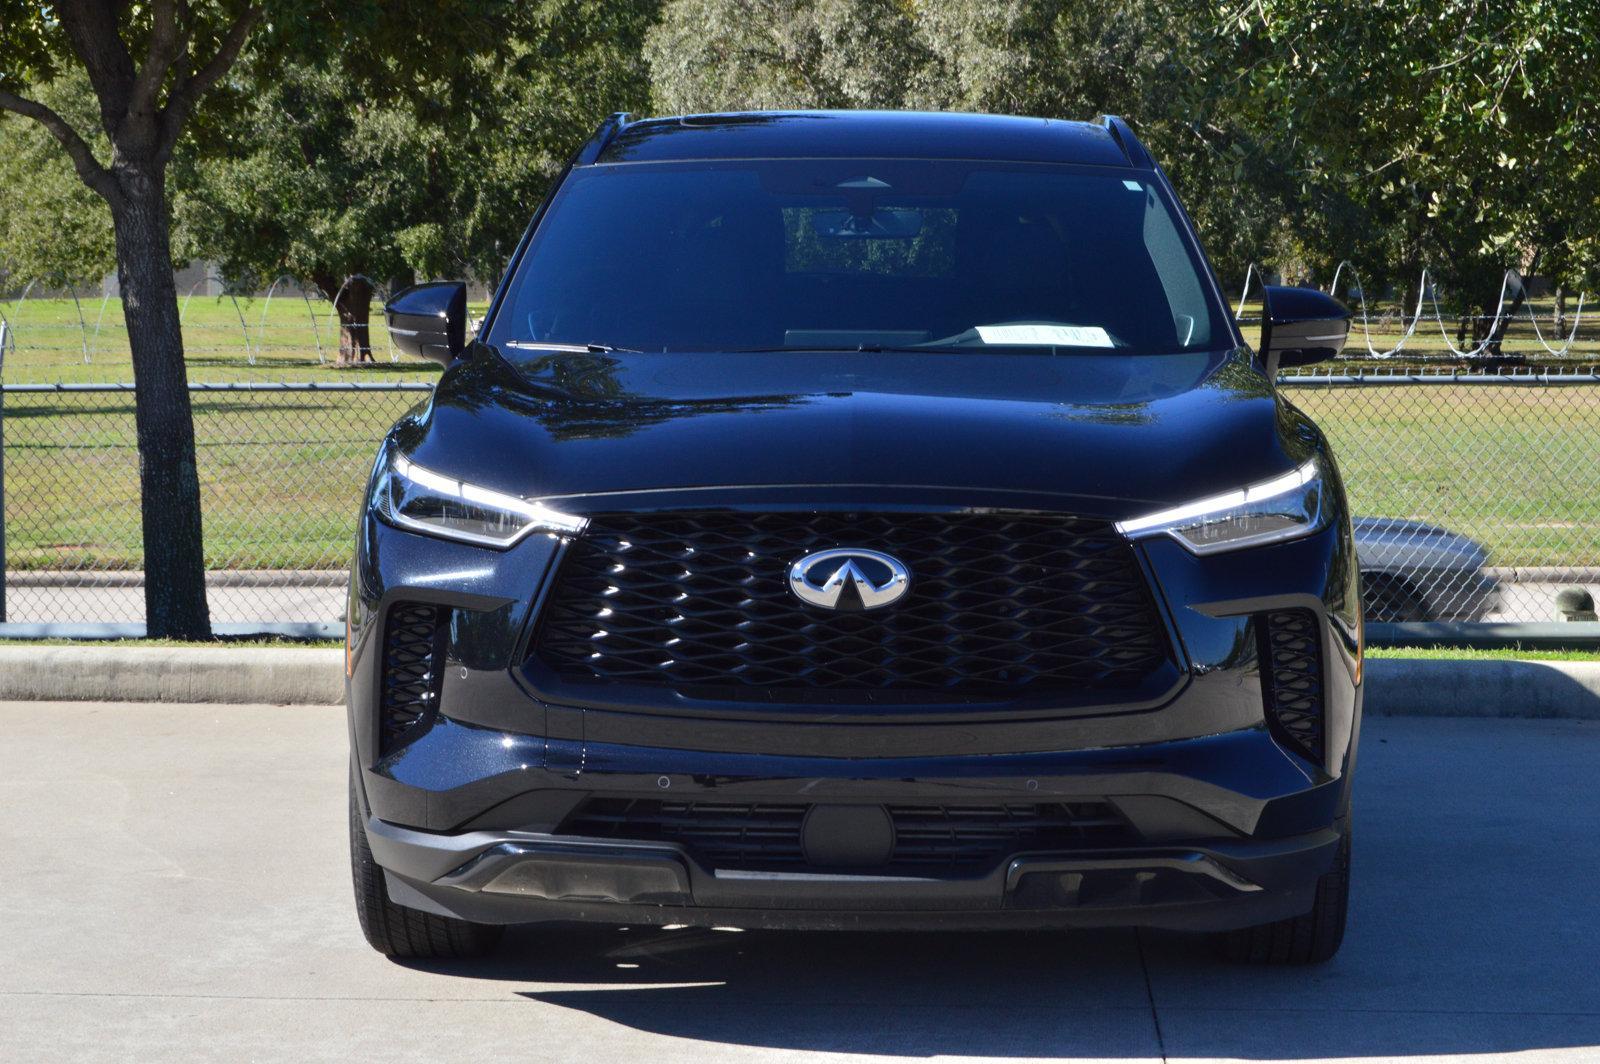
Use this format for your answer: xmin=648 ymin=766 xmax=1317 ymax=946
xmin=397 ymin=914 xmax=1600 ymax=1059
xmin=391 ymin=721 xmax=1600 ymax=1059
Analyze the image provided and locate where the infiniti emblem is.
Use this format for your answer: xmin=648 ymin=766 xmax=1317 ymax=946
xmin=788 ymin=548 xmax=911 ymax=611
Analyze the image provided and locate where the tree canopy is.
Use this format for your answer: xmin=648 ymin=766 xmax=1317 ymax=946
xmin=174 ymin=0 xmax=658 ymax=290
xmin=3 ymin=0 xmax=1597 ymax=307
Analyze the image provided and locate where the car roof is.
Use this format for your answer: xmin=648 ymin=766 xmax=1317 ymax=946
xmin=592 ymin=111 xmax=1146 ymax=168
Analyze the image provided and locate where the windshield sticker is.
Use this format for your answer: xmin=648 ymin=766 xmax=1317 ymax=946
xmin=975 ymin=324 xmax=1115 ymax=348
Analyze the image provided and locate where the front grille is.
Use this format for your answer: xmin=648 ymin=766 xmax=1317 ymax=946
xmin=558 ymin=798 xmax=1135 ymax=873
xmin=1258 ymin=608 xmax=1325 ymax=763
xmin=530 ymin=511 xmax=1166 ymax=700
xmin=379 ymin=601 xmax=446 ymax=754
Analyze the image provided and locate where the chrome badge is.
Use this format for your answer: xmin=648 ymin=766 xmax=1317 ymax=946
xmin=788 ymin=549 xmax=911 ymax=611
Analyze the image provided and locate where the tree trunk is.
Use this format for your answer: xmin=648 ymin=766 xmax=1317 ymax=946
xmin=112 ymin=173 xmax=212 ymax=639
xmin=1487 ymin=258 xmax=1536 ymax=358
xmin=328 ymin=275 xmax=374 ymax=363
xmin=1555 ymin=285 xmax=1567 ymax=337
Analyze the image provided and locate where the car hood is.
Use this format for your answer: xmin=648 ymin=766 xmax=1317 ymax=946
xmin=400 ymin=345 xmax=1306 ymax=521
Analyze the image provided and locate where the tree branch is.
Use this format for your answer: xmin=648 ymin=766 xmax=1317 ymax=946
xmin=53 ymin=0 xmax=141 ymax=140
xmin=129 ymin=0 xmax=187 ymax=119
xmin=157 ymin=4 xmax=261 ymax=160
xmin=0 ymin=90 xmax=122 ymax=206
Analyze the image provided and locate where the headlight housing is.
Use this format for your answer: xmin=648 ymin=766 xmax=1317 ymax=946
xmin=1115 ymin=458 xmax=1327 ymax=555
xmin=374 ymin=453 xmax=586 ymax=548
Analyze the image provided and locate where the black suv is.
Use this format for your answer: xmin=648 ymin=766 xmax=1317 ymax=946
xmin=349 ymin=111 xmax=1361 ymax=965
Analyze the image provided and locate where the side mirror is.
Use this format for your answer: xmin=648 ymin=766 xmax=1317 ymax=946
xmin=1259 ymin=285 xmax=1351 ymax=374
xmin=386 ymin=281 xmax=467 ymax=365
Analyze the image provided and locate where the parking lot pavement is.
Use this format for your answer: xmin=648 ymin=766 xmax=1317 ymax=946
xmin=0 ymin=705 xmax=1596 ymax=1064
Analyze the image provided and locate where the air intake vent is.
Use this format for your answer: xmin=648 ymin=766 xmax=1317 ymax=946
xmin=379 ymin=601 xmax=447 ymax=754
xmin=1258 ymin=609 xmax=1325 ymax=763
xmin=557 ymin=799 xmax=1135 ymax=873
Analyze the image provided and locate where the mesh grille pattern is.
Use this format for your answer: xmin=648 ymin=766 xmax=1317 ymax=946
xmin=530 ymin=511 xmax=1166 ymax=699
xmin=562 ymin=800 xmax=808 ymax=868
xmin=1259 ymin=608 xmax=1325 ymax=762
xmin=380 ymin=601 xmax=445 ymax=753
xmin=885 ymin=803 xmax=1135 ymax=868
xmin=558 ymin=799 xmax=1134 ymax=873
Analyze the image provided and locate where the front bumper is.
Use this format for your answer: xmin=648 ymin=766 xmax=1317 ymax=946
xmin=368 ymin=811 xmax=1340 ymax=932
xmin=348 ymin=484 xmax=1363 ymax=931
xmin=355 ymin=717 xmax=1349 ymax=931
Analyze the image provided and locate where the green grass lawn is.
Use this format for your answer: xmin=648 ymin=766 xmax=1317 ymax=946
xmin=1 ymin=293 xmax=453 ymax=384
xmin=2 ymin=387 xmax=422 ymax=570
xmin=1284 ymin=383 xmax=1600 ymax=570
xmin=1368 ymin=645 xmax=1600 ymax=661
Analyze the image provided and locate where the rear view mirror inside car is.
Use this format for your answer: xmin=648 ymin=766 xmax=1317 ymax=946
xmin=810 ymin=207 xmax=924 ymax=239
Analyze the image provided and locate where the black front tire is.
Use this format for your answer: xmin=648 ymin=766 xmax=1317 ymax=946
xmin=349 ymin=774 xmax=503 ymax=959
xmin=1217 ymin=819 xmax=1350 ymax=965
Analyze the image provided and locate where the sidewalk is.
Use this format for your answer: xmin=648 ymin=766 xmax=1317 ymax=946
xmin=0 ymin=569 xmax=346 ymax=624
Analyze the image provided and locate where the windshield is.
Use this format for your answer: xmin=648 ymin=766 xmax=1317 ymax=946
xmin=486 ymin=159 xmax=1231 ymax=357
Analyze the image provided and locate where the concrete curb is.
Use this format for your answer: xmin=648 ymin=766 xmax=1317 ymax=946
xmin=2 ymin=647 xmax=1599 ymax=718
xmin=3 ymin=569 xmax=347 ymax=587
xmin=1365 ymin=658 xmax=1600 ymax=720
xmin=0 ymin=646 xmax=344 ymax=705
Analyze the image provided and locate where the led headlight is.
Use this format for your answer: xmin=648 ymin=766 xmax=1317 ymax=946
xmin=1115 ymin=458 xmax=1326 ymax=555
xmin=374 ymin=453 xmax=586 ymax=548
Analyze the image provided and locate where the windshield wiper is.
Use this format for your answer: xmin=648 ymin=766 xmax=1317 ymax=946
xmin=504 ymin=340 xmax=645 ymax=354
xmin=725 ymin=344 xmax=936 ymax=354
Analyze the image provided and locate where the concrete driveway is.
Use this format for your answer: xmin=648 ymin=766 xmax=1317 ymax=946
xmin=1 ymin=703 xmax=1596 ymax=1064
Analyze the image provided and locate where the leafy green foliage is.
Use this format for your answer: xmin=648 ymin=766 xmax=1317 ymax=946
xmin=642 ymin=0 xmax=1291 ymax=286
xmin=644 ymin=0 xmax=1599 ymax=305
xmin=1200 ymin=0 xmax=1600 ymax=300
xmin=174 ymin=1 xmax=658 ymax=295
xmin=172 ymin=63 xmax=448 ymax=294
xmin=646 ymin=0 xmax=924 ymax=112
xmin=0 ymin=76 xmax=114 ymax=285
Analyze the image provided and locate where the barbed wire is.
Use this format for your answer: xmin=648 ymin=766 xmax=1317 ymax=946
xmin=0 ymin=272 xmax=406 ymax=368
xmin=1239 ymin=261 xmax=1594 ymax=360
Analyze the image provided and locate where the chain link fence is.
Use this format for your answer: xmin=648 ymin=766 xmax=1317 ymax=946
xmin=2 ymin=292 xmax=1599 ymax=631
xmin=0 ymin=380 xmax=428 ymax=627
xmin=1281 ymin=368 xmax=1600 ymax=623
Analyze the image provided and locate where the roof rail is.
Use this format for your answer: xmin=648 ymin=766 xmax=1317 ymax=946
xmin=574 ymin=112 xmax=633 ymax=166
xmin=1094 ymin=114 xmax=1152 ymax=170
